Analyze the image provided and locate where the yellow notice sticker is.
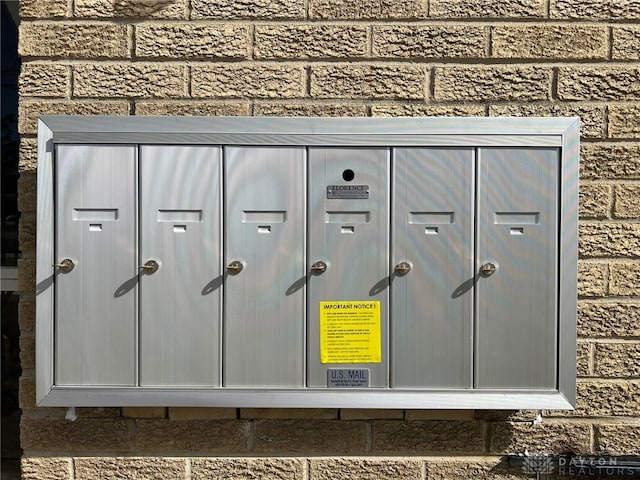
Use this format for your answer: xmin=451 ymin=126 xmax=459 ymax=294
xmin=319 ymin=301 xmax=381 ymax=364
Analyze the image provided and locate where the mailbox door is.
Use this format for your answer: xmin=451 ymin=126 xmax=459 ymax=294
xmin=55 ymin=145 xmax=136 ymax=385
xmin=307 ymin=148 xmax=390 ymax=388
xmin=475 ymin=148 xmax=559 ymax=389
xmin=224 ymin=147 xmax=306 ymax=387
xmin=139 ymin=146 xmax=222 ymax=386
xmin=391 ymin=148 xmax=475 ymax=388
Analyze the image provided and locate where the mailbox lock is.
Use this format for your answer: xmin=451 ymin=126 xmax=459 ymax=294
xmin=394 ymin=261 xmax=412 ymax=276
xmin=53 ymin=258 xmax=75 ymax=273
xmin=311 ymin=260 xmax=327 ymax=275
xmin=226 ymin=260 xmax=244 ymax=274
xmin=480 ymin=262 xmax=498 ymax=277
xmin=140 ymin=260 xmax=160 ymax=274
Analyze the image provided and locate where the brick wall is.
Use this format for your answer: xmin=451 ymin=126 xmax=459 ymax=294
xmin=16 ymin=0 xmax=640 ymax=478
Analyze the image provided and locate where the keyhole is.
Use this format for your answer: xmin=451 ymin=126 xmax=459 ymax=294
xmin=342 ymin=169 xmax=355 ymax=182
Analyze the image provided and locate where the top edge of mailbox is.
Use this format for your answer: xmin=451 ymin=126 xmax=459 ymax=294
xmin=38 ymin=116 xmax=579 ymax=147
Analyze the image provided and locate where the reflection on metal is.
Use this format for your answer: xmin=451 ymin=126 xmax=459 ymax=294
xmin=139 ymin=260 xmax=159 ymax=274
xmin=226 ymin=260 xmax=243 ymax=274
xmin=311 ymin=260 xmax=327 ymax=274
xmin=480 ymin=262 xmax=497 ymax=277
xmin=53 ymin=259 xmax=75 ymax=273
xmin=394 ymin=262 xmax=411 ymax=276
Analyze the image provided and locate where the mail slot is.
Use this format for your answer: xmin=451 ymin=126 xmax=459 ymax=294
xmin=37 ymin=116 xmax=578 ymax=408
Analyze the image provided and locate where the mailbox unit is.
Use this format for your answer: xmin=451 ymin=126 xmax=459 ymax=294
xmin=36 ymin=116 xmax=579 ymax=408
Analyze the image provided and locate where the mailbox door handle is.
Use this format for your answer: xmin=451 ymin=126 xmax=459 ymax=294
xmin=394 ymin=261 xmax=412 ymax=276
xmin=480 ymin=262 xmax=498 ymax=277
xmin=226 ymin=260 xmax=244 ymax=274
xmin=311 ymin=260 xmax=327 ymax=274
xmin=140 ymin=260 xmax=160 ymax=274
xmin=53 ymin=258 xmax=75 ymax=273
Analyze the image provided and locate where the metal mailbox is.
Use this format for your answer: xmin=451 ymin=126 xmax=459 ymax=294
xmin=37 ymin=116 xmax=579 ymax=409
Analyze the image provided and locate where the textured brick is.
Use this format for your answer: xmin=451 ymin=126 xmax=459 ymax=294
xmin=136 ymin=420 xmax=249 ymax=452
xmin=19 ymin=374 xmax=35 ymax=410
xmin=574 ymin=381 xmax=640 ymax=416
xmin=372 ymin=420 xmax=485 ymax=453
xmin=614 ymin=184 xmax=640 ymax=219
xmin=372 ymin=104 xmax=485 ymax=117
xmin=20 ymin=0 xmax=68 ymax=18
xmin=17 ymin=174 xmax=36 ymax=214
xmin=254 ymin=103 xmax=367 ymax=117
xmin=577 ymin=341 xmax=591 ymax=377
xmin=578 ymin=302 xmax=640 ymax=338
xmin=405 ymin=410 xmax=475 ymax=421
xmin=254 ymin=420 xmax=367 ymax=454
xmin=74 ymin=0 xmax=188 ymax=19
xmin=473 ymin=410 xmax=540 ymax=422
xmin=135 ymin=101 xmax=249 ymax=116
xmin=192 ymin=0 xmax=303 ymax=19
xmin=595 ymin=343 xmax=640 ymax=377
xmin=19 ymin=63 xmax=69 ymax=97
xmin=73 ymin=64 xmax=185 ymax=98
xmin=581 ymin=143 xmax=640 ymax=179
xmin=19 ymin=138 xmax=38 ymax=174
xmin=580 ymin=184 xmax=611 ymax=219
xmin=75 ymin=457 xmax=187 ymax=480
xmin=20 ymin=23 xmax=129 ymax=58
xmin=597 ymin=424 xmax=640 ymax=454
xmin=192 ymin=64 xmax=305 ymax=99
xmin=426 ymin=459 xmax=527 ymax=479
xmin=255 ymin=25 xmax=367 ymax=59
xmin=340 ymin=409 xmax=404 ymax=420
xmin=311 ymin=64 xmax=425 ymax=99
xmin=135 ymin=24 xmax=249 ymax=58
xmin=373 ymin=25 xmax=486 ymax=58
xmin=122 ymin=407 xmax=166 ymax=419
xmin=558 ymin=67 xmax=640 ymax=101
xmin=609 ymin=105 xmax=640 ymax=139
xmin=169 ymin=408 xmax=237 ymax=420
xmin=310 ymin=0 xmax=425 ymax=19
xmin=490 ymin=422 xmax=591 ymax=454
xmin=21 ymin=417 xmax=133 ymax=452
xmin=241 ymin=409 xmax=337 ymax=419
xmin=192 ymin=458 xmax=304 ymax=480
xmin=551 ymin=0 xmax=640 ymax=19
xmin=19 ymin=296 xmax=36 ymax=334
xmin=493 ymin=25 xmax=607 ymax=59
xmin=19 ymin=214 xmax=36 ymax=252
xmin=435 ymin=66 xmax=551 ymax=101
xmin=610 ymin=263 xmax=640 ymax=296
xmin=310 ymin=458 xmax=422 ymax=480
xmin=613 ymin=27 xmax=640 ymax=60
xmin=430 ymin=0 xmax=545 ymax=17
xmin=21 ymin=457 xmax=71 ymax=480
xmin=577 ymin=263 xmax=606 ymax=298
xmin=579 ymin=224 xmax=640 ymax=258
xmin=18 ymin=100 xmax=130 ymax=135
xmin=490 ymin=104 xmax=603 ymax=139
xmin=19 ymin=334 xmax=35 ymax=370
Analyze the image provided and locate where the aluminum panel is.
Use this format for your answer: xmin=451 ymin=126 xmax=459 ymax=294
xmin=308 ymin=148 xmax=390 ymax=387
xmin=476 ymin=148 xmax=559 ymax=389
xmin=224 ymin=147 xmax=306 ymax=387
xmin=391 ymin=148 xmax=475 ymax=388
xmin=139 ymin=146 xmax=222 ymax=386
xmin=55 ymin=145 xmax=136 ymax=385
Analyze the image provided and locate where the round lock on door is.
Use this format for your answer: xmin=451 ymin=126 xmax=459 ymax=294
xmin=140 ymin=260 xmax=160 ymax=274
xmin=53 ymin=258 xmax=75 ymax=273
xmin=394 ymin=261 xmax=412 ymax=276
xmin=311 ymin=260 xmax=327 ymax=275
xmin=226 ymin=260 xmax=244 ymax=274
xmin=480 ymin=261 xmax=498 ymax=277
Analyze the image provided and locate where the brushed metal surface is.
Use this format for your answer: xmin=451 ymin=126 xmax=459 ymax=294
xmin=308 ymin=148 xmax=390 ymax=387
xmin=391 ymin=148 xmax=475 ymax=388
xmin=139 ymin=146 xmax=222 ymax=386
xmin=224 ymin=147 xmax=306 ymax=387
xmin=55 ymin=145 xmax=137 ymax=386
xmin=475 ymin=148 xmax=559 ymax=389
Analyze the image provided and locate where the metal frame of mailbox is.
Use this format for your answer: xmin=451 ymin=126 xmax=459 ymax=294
xmin=36 ymin=116 xmax=579 ymax=409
